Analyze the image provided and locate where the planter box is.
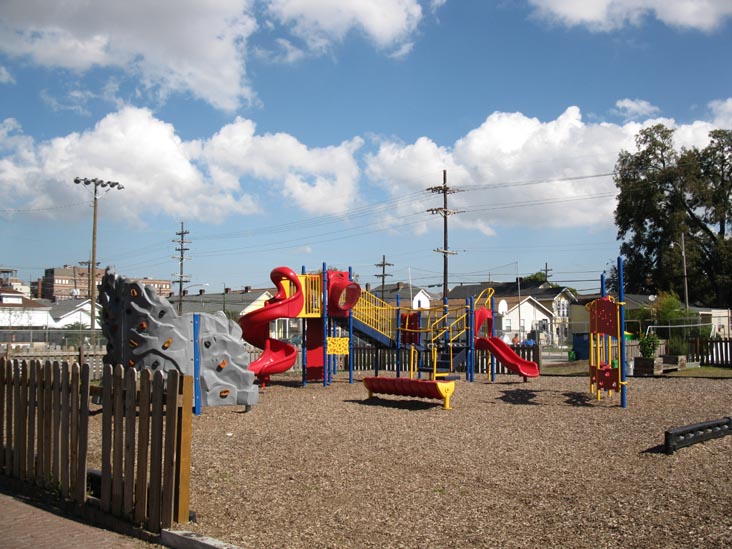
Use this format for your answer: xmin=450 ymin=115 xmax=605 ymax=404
xmin=634 ymin=356 xmax=663 ymax=376
xmin=660 ymin=354 xmax=687 ymax=371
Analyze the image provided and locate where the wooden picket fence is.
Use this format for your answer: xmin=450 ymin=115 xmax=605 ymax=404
xmin=0 ymin=358 xmax=192 ymax=534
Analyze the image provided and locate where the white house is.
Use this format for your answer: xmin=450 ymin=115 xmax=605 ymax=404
xmin=0 ymin=288 xmax=53 ymax=328
xmin=48 ymin=298 xmax=101 ymax=329
xmin=366 ymin=281 xmax=433 ymax=309
xmin=493 ymin=296 xmax=554 ymax=343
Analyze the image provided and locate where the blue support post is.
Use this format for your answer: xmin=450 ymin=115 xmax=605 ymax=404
xmin=348 ymin=266 xmax=354 ymax=384
xmin=322 ymin=262 xmax=329 ymax=386
xmin=467 ymin=297 xmax=474 ymax=382
xmin=193 ymin=313 xmax=202 ymax=415
xmin=301 ymin=265 xmax=308 ymax=387
xmin=490 ymin=295 xmax=496 ymax=383
xmin=618 ymin=257 xmax=628 ymax=408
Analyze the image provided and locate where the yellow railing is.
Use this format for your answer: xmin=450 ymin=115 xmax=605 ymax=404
xmin=352 ymin=290 xmax=398 ymax=340
xmin=475 ymin=287 xmax=495 ymax=309
xmin=297 ymin=274 xmax=322 ymax=318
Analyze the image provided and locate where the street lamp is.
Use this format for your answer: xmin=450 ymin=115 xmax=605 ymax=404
xmin=74 ymin=177 xmax=125 ymax=348
xmin=178 ymin=283 xmax=208 ymax=315
xmin=670 ymin=233 xmax=689 ymax=317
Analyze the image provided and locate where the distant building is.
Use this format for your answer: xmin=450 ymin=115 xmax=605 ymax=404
xmin=0 ymin=267 xmax=31 ymax=297
xmin=39 ymin=265 xmax=171 ymax=302
xmin=364 ymin=281 xmax=433 ymax=309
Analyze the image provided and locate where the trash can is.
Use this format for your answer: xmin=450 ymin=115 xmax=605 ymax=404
xmin=572 ymin=332 xmax=590 ymax=360
xmin=567 ymin=350 xmax=576 ymax=361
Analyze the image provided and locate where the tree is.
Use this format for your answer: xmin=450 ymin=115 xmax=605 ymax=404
xmin=614 ymin=125 xmax=732 ymax=307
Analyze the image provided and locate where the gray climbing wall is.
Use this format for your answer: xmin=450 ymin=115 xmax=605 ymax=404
xmin=99 ymin=267 xmax=258 ymax=408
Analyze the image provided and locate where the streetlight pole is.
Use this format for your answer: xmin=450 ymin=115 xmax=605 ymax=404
xmin=74 ymin=177 xmax=124 ymax=350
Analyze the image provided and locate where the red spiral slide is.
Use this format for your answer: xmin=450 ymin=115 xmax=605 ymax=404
xmin=238 ymin=266 xmax=304 ymax=386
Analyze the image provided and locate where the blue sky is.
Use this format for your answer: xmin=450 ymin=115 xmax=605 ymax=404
xmin=1 ymin=0 xmax=731 ymax=296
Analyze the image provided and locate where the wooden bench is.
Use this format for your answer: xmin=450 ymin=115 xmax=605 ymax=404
xmin=362 ymin=376 xmax=455 ymax=410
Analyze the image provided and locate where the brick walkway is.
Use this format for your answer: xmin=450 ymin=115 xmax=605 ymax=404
xmin=0 ymin=492 xmax=155 ymax=549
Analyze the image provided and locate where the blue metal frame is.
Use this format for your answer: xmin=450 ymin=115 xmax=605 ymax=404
xmin=193 ymin=313 xmax=201 ymax=415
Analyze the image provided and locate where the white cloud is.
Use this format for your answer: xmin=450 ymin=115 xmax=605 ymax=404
xmin=0 ymin=66 xmax=15 ymax=84
xmin=0 ymin=107 xmax=365 ymax=221
xmin=528 ymin=0 xmax=732 ymax=32
xmin=199 ymin=117 xmax=364 ymax=215
xmin=265 ymin=0 xmax=423 ymax=53
xmin=612 ymin=98 xmax=660 ymax=121
xmin=0 ymin=108 xmax=258 ymax=222
xmin=365 ymin=102 xmax=730 ymax=234
xmin=0 ymin=0 xmax=257 ymax=111
xmin=710 ymin=98 xmax=732 ymax=128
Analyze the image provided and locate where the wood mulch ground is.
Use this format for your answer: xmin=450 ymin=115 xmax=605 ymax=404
xmin=102 ymin=370 xmax=732 ymax=548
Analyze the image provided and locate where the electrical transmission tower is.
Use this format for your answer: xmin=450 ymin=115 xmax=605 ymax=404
xmin=374 ymin=255 xmax=394 ymax=300
xmin=427 ymin=169 xmax=463 ymax=300
xmin=172 ymin=222 xmax=191 ymax=315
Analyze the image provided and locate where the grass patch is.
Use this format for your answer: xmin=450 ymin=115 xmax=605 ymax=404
xmin=665 ymin=366 xmax=732 ymax=378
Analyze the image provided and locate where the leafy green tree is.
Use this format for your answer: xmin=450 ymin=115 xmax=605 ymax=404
xmin=614 ymin=125 xmax=732 ymax=307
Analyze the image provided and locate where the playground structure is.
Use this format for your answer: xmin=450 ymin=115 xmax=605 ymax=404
xmin=98 ymin=268 xmax=259 ymax=409
xmin=238 ymin=265 xmax=360 ymax=386
xmin=237 ymin=265 xmax=540 ymax=390
xmin=587 ymin=257 xmax=628 ymax=408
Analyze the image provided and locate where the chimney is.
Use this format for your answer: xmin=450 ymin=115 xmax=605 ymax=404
xmin=198 ymin=289 xmax=205 ymax=295
xmin=225 ymin=287 xmax=232 ymax=294
xmin=244 ymin=286 xmax=251 ymax=293
xmin=365 ymin=283 xmax=371 ymax=292
xmin=397 ymin=282 xmax=403 ymax=291
xmin=182 ymin=290 xmax=188 ymax=296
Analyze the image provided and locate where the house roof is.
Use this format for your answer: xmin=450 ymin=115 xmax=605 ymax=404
xmin=49 ymin=298 xmax=91 ymax=320
xmin=447 ymin=280 xmax=575 ymax=302
xmin=0 ymin=288 xmax=51 ymax=309
xmin=176 ymin=289 xmax=271 ymax=316
xmin=366 ymin=282 xmax=431 ymax=303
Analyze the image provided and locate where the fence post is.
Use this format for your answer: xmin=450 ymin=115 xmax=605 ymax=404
xmin=174 ymin=375 xmax=193 ymax=524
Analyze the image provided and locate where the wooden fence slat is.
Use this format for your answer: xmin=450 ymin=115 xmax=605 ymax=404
xmin=123 ymin=367 xmax=137 ymax=518
xmin=112 ymin=364 xmax=125 ymax=516
xmin=52 ymin=362 xmax=61 ymax=486
xmin=161 ymin=370 xmax=181 ymax=529
xmin=12 ymin=361 xmax=21 ymax=478
xmin=0 ymin=358 xmax=6 ymax=475
xmin=27 ymin=361 xmax=37 ymax=479
xmin=70 ymin=364 xmax=79 ymax=496
xmin=74 ymin=363 xmax=90 ymax=504
xmin=100 ymin=364 xmax=113 ymax=511
xmin=147 ymin=370 xmax=165 ymax=532
xmin=60 ymin=364 xmax=70 ymax=497
xmin=174 ymin=375 xmax=193 ymax=524
xmin=134 ymin=369 xmax=152 ymax=526
xmin=18 ymin=361 xmax=29 ymax=479
xmin=4 ymin=359 xmax=13 ymax=475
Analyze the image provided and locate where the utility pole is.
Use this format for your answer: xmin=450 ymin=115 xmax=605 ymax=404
xmin=172 ymin=222 xmax=191 ymax=315
xmin=374 ymin=255 xmax=394 ymax=301
xmin=427 ymin=169 xmax=463 ymax=300
xmin=542 ymin=262 xmax=553 ymax=284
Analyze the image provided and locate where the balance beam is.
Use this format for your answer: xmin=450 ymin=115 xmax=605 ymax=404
xmin=362 ymin=376 xmax=455 ymax=410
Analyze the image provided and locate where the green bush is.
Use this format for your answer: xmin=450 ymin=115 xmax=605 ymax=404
xmin=666 ymin=336 xmax=687 ymax=356
xmin=639 ymin=333 xmax=659 ymax=358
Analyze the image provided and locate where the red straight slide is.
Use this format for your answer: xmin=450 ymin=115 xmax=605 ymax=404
xmin=475 ymin=336 xmax=540 ymax=378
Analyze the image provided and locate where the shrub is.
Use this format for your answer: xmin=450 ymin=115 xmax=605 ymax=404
xmin=666 ymin=336 xmax=687 ymax=356
xmin=639 ymin=333 xmax=659 ymax=358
